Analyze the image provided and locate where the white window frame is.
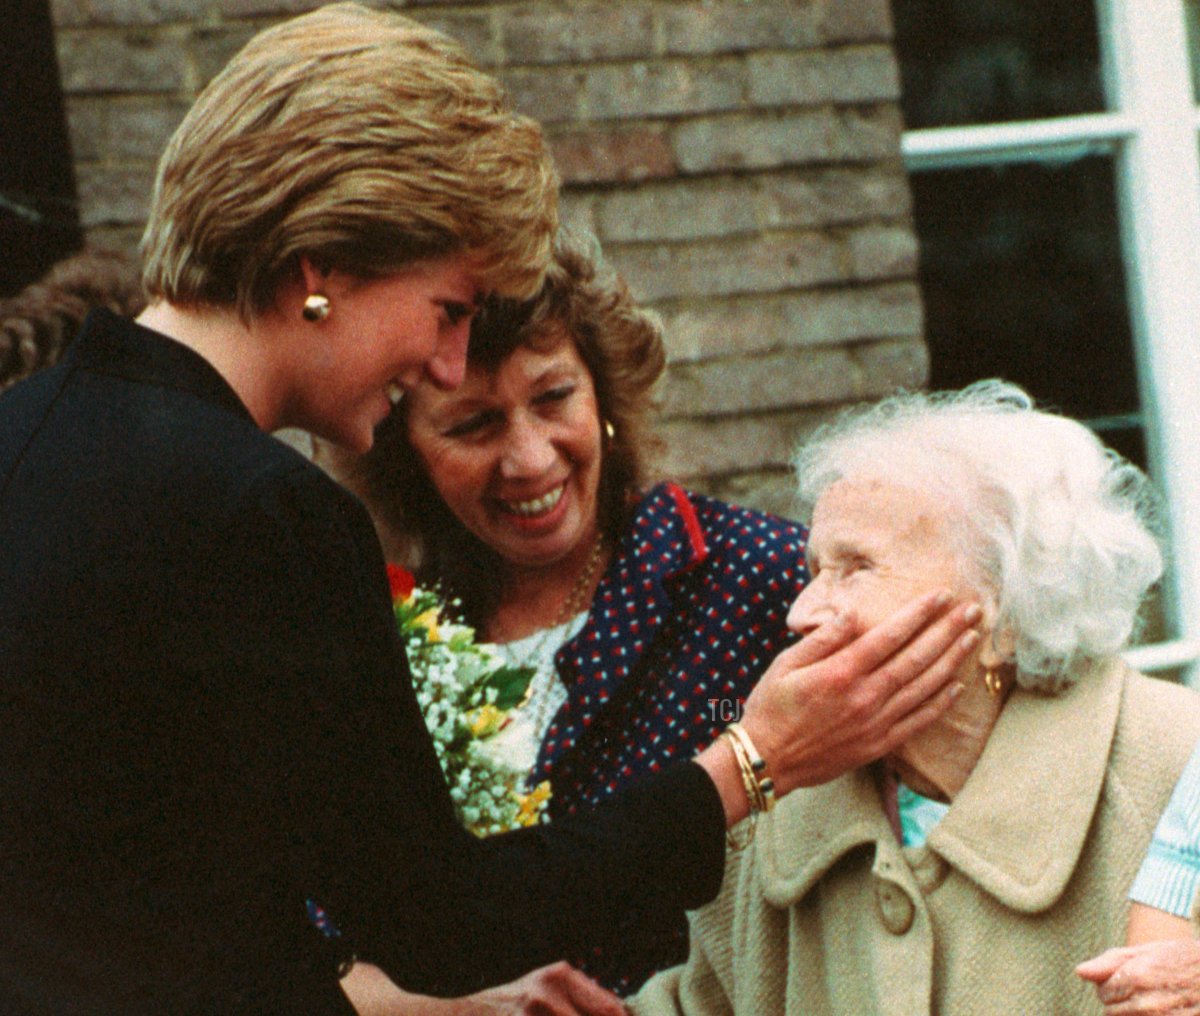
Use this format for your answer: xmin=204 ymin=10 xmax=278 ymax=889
xmin=899 ymin=0 xmax=1200 ymax=682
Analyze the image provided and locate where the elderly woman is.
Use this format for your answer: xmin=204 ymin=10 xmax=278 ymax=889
xmin=630 ymin=381 xmax=1200 ymax=1016
xmin=0 ymin=5 xmax=980 ymax=1014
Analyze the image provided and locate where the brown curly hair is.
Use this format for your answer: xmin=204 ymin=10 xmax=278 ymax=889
xmin=0 ymin=246 xmax=145 ymax=392
xmin=357 ymin=231 xmax=666 ymax=625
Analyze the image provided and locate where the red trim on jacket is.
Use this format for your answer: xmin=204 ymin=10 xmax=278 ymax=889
xmin=666 ymin=481 xmax=708 ymax=565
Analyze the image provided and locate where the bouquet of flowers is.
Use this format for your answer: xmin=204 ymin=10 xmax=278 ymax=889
xmin=387 ymin=564 xmax=551 ymax=837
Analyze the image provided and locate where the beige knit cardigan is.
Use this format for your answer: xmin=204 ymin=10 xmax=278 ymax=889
xmin=631 ymin=661 xmax=1200 ymax=1016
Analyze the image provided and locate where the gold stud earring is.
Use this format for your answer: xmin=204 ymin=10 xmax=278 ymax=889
xmin=983 ymin=667 xmax=1005 ymax=697
xmin=603 ymin=419 xmax=615 ymax=441
xmin=302 ymin=293 xmax=331 ymax=322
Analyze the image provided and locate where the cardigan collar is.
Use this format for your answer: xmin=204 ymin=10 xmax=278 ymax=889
xmin=538 ymin=483 xmax=709 ymax=768
xmin=69 ymin=308 xmax=256 ymax=425
xmin=758 ymin=656 xmax=1126 ymax=914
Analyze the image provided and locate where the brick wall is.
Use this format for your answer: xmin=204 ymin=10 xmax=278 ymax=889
xmin=50 ymin=0 xmax=926 ymax=518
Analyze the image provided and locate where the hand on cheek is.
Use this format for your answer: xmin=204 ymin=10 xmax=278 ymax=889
xmin=736 ymin=590 xmax=980 ymax=796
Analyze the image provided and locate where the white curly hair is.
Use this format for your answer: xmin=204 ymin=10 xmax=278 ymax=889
xmin=791 ymin=380 xmax=1163 ymax=693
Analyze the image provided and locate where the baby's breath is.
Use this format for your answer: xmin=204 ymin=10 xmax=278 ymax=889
xmin=389 ymin=567 xmax=551 ymax=836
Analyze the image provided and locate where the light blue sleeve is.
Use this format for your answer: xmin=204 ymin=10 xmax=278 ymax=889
xmin=1130 ymin=740 xmax=1200 ymax=917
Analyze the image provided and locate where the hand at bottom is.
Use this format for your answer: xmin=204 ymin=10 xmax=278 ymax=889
xmin=1077 ymin=940 xmax=1200 ymax=1014
xmin=342 ymin=960 xmax=627 ymax=1016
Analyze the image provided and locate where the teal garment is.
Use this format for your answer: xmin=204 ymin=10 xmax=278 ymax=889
xmin=897 ymin=781 xmax=951 ymax=847
xmin=1131 ymin=738 xmax=1200 ymax=916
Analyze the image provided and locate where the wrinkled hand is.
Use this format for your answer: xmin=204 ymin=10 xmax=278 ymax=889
xmin=342 ymin=961 xmax=627 ymax=1016
xmin=738 ymin=590 xmax=980 ymax=796
xmin=1077 ymin=940 xmax=1200 ymax=1014
xmin=448 ymin=963 xmax=627 ymax=1016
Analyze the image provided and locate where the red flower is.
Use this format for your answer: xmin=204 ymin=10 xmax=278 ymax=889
xmin=386 ymin=563 xmax=415 ymax=602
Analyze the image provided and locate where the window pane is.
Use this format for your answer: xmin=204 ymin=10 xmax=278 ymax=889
xmin=894 ymin=0 xmax=1105 ymax=129
xmin=1185 ymin=0 xmax=1200 ymax=101
xmin=909 ymin=157 xmax=1144 ymax=466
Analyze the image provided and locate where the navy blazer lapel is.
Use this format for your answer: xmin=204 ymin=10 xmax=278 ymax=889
xmin=2 ymin=309 xmax=255 ymax=497
xmin=73 ymin=308 xmax=256 ymax=423
xmin=536 ymin=484 xmax=709 ymax=773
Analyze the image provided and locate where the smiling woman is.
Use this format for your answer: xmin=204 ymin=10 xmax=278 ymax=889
xmin=342 ymin=229 xmax=813 ymax=996
xmin=359 ymin=232 xmax=670 ymax=627
xmin=271 ymin=255 xmax=481 ymax=452
xmin=405 ymin=332 xmax=604 ymax=605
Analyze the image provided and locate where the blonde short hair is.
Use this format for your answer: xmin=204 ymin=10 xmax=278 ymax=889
xmin=141 ymin=2 xmax=558 ymax=318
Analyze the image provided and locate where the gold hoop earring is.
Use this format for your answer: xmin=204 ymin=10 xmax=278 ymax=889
xmin=302 ymin=293 xmax=331 ymax=322
xmin=983 ymin=667 xmax=1005 ymax=697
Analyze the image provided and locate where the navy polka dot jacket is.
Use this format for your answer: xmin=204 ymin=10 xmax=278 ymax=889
xmin=531 ymin=482 xmax=808 ymax=994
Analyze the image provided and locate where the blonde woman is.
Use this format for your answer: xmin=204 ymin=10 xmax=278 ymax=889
xmin=0 ymin=5 xmax=979 ymax=1014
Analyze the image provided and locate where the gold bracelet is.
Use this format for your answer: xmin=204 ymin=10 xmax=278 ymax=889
xmin=720 ymin=729 xmax=765 ymax=850
xmin=724 ymin=729 xmax=765 ymax=813
xmin=727 ymin=722 xmax=775 ymax=813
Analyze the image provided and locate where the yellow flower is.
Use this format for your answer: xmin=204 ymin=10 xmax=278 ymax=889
xmin=413 ymin=608 xmax=441 ymax=642
xmin=468 ymin=703 xmax=505 ymax=738
xmin=514 ymin=781 xmax=552 ymax=826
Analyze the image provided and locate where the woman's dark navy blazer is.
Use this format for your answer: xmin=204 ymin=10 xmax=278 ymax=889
xmin=0 ymin=309 xmax=725 ymax=1014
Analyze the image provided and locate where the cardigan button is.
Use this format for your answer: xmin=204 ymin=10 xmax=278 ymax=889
xmin=875 ymin=879 xmax=915 ymax=935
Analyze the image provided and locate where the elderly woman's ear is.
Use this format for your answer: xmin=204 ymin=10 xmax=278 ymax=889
xmin=975 ymin=614 xmax=1017 ymax=693
xmin=978 ymin=624 xmax=1015 ymax=669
